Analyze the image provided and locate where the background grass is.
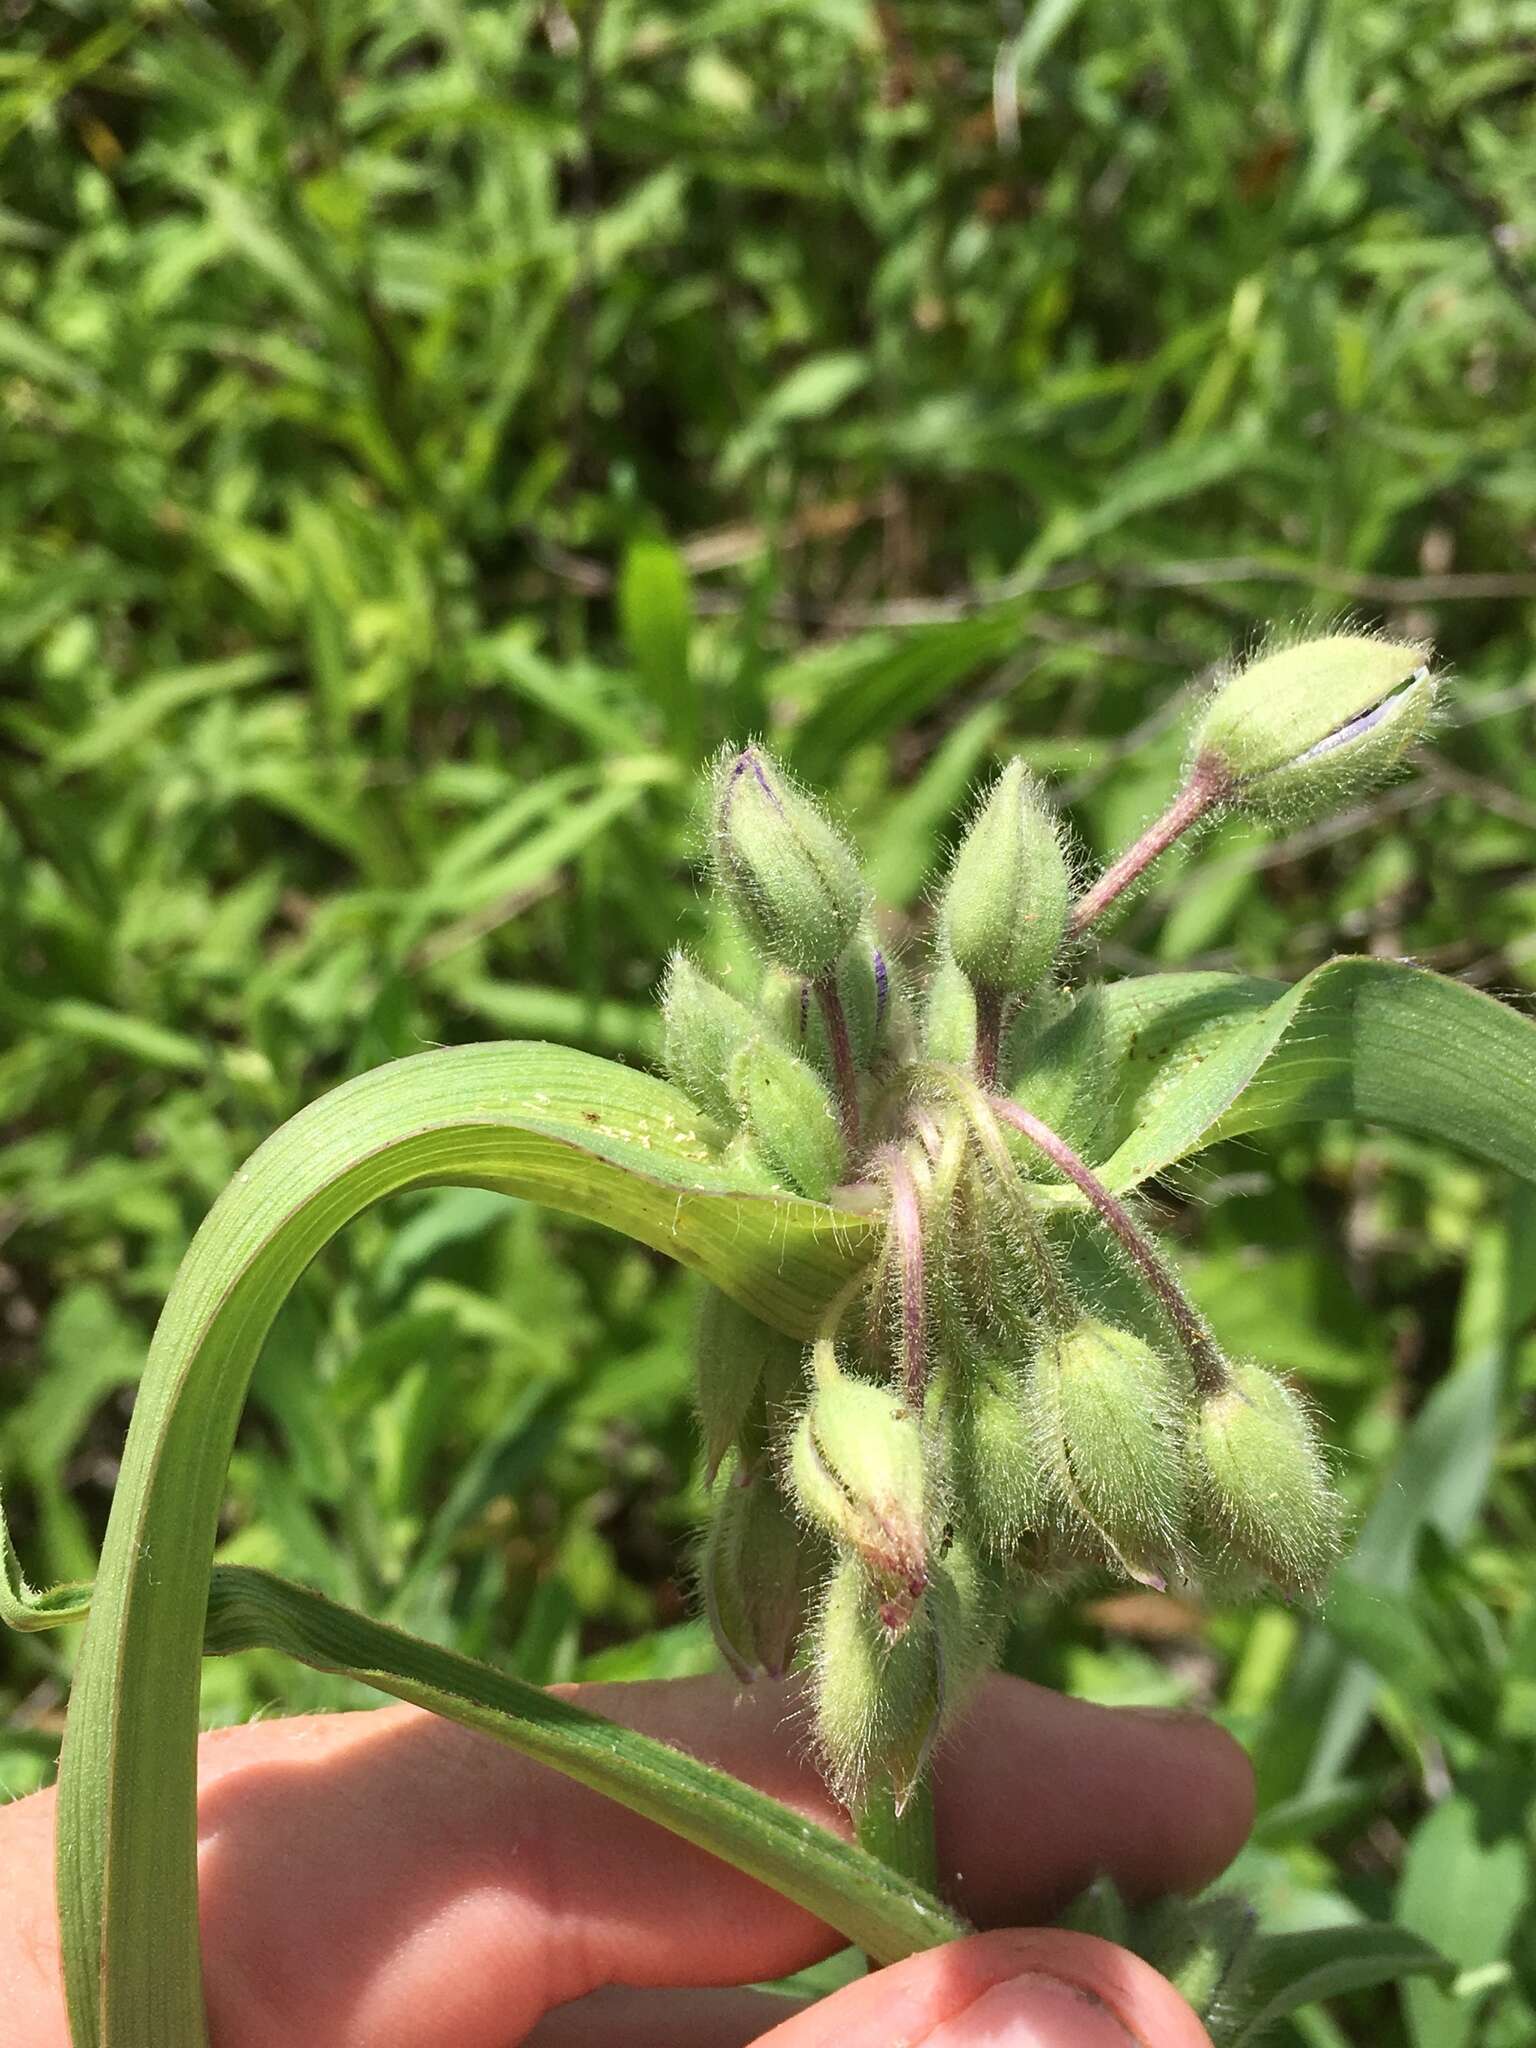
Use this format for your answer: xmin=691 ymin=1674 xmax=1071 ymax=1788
xmin=3 ymin=3 xmax=1536 ymax=2041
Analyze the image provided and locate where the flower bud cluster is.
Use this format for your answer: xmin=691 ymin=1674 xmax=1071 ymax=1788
xmin=663 ymin=644 xmax=1419 ymax=1808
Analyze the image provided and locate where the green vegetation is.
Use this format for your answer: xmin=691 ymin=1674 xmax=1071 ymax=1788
xmin=3 ymin=6 xmax=1536 ymax=2044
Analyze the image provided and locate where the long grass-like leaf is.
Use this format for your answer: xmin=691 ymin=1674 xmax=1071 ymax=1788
xmin=51 ymin=1043 xmax=874 ymax=2048
xmin=0 ymin=1526 xmax=966 ymax=1970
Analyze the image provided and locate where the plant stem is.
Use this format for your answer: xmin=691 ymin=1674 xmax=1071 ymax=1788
xmin=1067 ymin=757 xmax=1229 ymax=938
xmin=877 ymin=1147 xmax=927 ymax=1409
xmin=973 ymin=984 xmax=1004 ymax=1090
xmin=988 ymin=1095 xmax=1228 ymax=1395
xmin=815 ymin=976 xmax=862 ymax=1153
xmin=853 ymin=1773 xmax=940 ymax=1900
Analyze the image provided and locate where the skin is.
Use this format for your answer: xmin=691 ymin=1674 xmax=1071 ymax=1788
xmin=0 ymin=1671 xmax=1254 ymax=2048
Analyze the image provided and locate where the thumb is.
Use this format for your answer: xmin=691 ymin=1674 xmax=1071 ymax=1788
xmin=753 ymin=1930 xmax=1212 ymax=2048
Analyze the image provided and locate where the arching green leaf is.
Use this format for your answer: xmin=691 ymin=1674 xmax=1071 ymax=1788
xmin=46 ymin=1042 xmax=876 ymax=2048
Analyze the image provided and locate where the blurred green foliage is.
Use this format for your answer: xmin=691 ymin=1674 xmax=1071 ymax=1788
xmin=3 ymin=3 xmax=1536 ymax=2040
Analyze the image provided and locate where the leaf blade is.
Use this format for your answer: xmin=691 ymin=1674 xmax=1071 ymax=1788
xmin=200 ymin=1565 xmax=968 ymax=1966
xmin=1077 ymin=958 xmax=1536 ymax=1192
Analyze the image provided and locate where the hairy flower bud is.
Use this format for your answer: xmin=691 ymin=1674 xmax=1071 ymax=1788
xmin=701 ymin=1466 xmax=813 ymax=1681
xmin=922 ymin=949 xmax=977 ymax=1065
xmin=1194 ymin=634 xmax=1436 ymax=820
xmin=660 ymin=953 xmax=759 ymax=1125
xmin=693 ymin=1286 xmax=804 ymax=1483
xmin=711 ymin=747 xmax=866 ymax=976
xmin=813 ymin=1539 xmax=994 ymax=1808
xmin=728 ymin=1036 xmax=844 ymax=1198
xmin=788 ymin=1362 xmax=928 ymax=1621
xmin=1032 ymin=1318 xmax=1188 ymax=1582
xmin=813 ymin=1554 xmax=940 ymax=1807
xmin=1194 ymin=1360 xmax=1344 ymax=1596
xmin=938 ymin=761 xmax=1070 ymax=997
xmin=952 ymin=1354 xmax=1050 ymax=1555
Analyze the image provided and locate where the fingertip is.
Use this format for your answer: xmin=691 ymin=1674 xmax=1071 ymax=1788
xmin=934 ymin=1679 xmax=1257 ymax=1923
xmin=756 ymin=1929 xmax=1212 ymax=2047
xmin=1123 ymin=1708 xmax=1256 ymax=1886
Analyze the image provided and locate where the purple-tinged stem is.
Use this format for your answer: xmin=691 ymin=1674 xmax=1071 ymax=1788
xmin=989 ymin=1095 xmax=1228 ymax=1396
xmin=973 ymin=984 xmax=1005 ymax=1091
xmin=814 ymin=977 xmax=862 ymax=1154
xmin=877 ymin=1146 xmax=928 ymax=1410
xmin=1067 ymin=756 xmax=1230 ymax=939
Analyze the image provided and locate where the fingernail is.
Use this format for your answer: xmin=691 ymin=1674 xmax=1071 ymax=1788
xmin=924 ymin=1970 xmax=1134 ymax=2046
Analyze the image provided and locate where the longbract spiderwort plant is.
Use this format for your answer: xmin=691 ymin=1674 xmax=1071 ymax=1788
xmin=7 ymin=631 xmax=1536 ymax=2047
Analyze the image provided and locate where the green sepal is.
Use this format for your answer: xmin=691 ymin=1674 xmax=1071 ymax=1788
xmin=922 ymin=949 xmax=977 ymax=1065
xmin=788 ymin=1361 xmax=928 ymax=1613
xmin=693 ymin=1285 xmax=805 ymax=1483
xmin=950 ymin=1353 xmax=1050 ymax=1556
xmin=812 ymin=1538 xmax=995 ymax=1810
xmin=660 ymin=952 xmax=761 ymax=1125
xmin=701 ymin=1464 xmax=815 ymax=1681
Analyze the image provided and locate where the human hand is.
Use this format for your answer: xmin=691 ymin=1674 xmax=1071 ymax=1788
xmin=0 ymin=1671 xmax=1252 ymax=2047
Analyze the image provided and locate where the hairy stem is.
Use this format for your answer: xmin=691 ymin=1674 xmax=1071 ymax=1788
xmin=815 ymin=977 xmax=862 ymax=1153
xmin=877 ymin=1147 xmax=928 ymax=1410
xmin=1067 ymin=756 xmax=1230 ymax=938
xmin=988 ymin=1095 xmax=1229 ymax=1396
xmin=853 ymin=1774 xmax=940 ymax=1899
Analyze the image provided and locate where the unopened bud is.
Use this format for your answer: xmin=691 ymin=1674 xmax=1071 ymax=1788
xmin=938 ymin=762 xmax=1070 ymax=997
xmin=788 ymin=1361 xmax=928 ymax=1620
xmin=952 ymin=1355 xmax=1050 ymax=1556
xmin=1194 ymin=634 xmax=1436 ymax=820
xmin=701 ymin=1466 xmax=814 ymax=1681
xmin=728 ymin=1036 xmax=844 ymax=1198
xmin=812 ymin=1538 xmax=994 ymax=1808
xmin=922 ymin=949 xmax=977 ymax=1065
xmin=660 ymin=953 xmax=758 ymax=1125
xmin=693 ymin=1286 xmax=804 ymax=1483
xmin=813 ymin=1554 xmax=940 ymax=1807
xmin=1033 ymin=1318 xmax=1188 ymax=1583
xmin=1194 ymin=1360 xmax=1344 ymax=1597
xmin=711 ymin=747 xmax=866 ymax=976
